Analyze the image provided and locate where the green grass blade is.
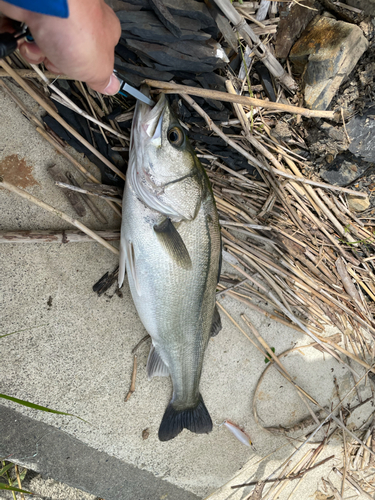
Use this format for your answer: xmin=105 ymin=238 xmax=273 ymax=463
xmin=0 ymin=394 xmax=89 ymax=423
xmin=0 ymin=324 xmax=47 ymax=339
xmin=0 ymin=483 xmax=32 ymax=494
xmin=0 ymin=463 xmax=14 ymax=476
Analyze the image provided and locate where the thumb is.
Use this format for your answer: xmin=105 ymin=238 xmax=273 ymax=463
xmin=88 ymin=72 xmax=121 ymax=95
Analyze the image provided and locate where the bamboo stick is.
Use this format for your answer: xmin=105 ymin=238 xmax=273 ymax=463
xmin=0 ymin=69 xmax=71 ymax=79
xmin=0 ymin=230 xmax=120 ymax=243
xmin=55 ymin=181 xmax=122 ymax=204
xmin=0 ymin=178 xmax=119 ymax=255
xmin=144 ymin=79 xmax=338 ymax=120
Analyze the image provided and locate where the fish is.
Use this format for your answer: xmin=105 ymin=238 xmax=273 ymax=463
xmin=119 ymin=88 xmax=222 ymax=441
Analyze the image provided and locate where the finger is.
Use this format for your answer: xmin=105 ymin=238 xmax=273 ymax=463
xmin=88 ymin=72 xmax=121 ymax=95
xmin=43 ymin=59 xmax=63 ymax=74
xmin=18 ymin=41 xmax=45 ymax=64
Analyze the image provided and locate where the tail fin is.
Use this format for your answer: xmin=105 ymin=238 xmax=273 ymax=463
xmin=158 ymin=394 xmax=212 ymax=441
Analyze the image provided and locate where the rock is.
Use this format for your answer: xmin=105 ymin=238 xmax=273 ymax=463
xmin=347 ymin=194 xmax=370 ymax=212
xmin=345 ymin=0 xmax=375 ymax=15
xmin=162 ymin=0 xmax=216 ymax=30
xmin=118 ymin=11 xmax=210 ymax=43
xmin=289 ymin=15 xmax=368 ymax=110
xmin=254 ymin=61 xmax=276 ymax=101
xmin=272 ymin=121 xmax=292 ymax=141
xmin=347 ymin=107 xmax=375 ymax=163
xmin=320 ymin=152 xmax=372 ymax=186
xmin=125 ymin=39 xmax=228 ymax=73
xmin=123 ymin=0 xmax=216 ymax=30
xmin=275 ymin=0 xmax=321 ymax=59
xmin=204 ymin=0 xmax=238 ymax=53
xmin=105 ymin=0 xmax=142 ymax=11
xmin=114 ymin=57 xmax=174 ymax=81
xmin=195 ymin=74 xmax=227 ymax=111
xmin=148 ymin=0 xmax=182 ymax=38
xmin=319 ymin=121 xmax=346 ymax=143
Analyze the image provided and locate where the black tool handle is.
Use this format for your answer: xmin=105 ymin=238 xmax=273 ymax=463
xmin=0 ymin=32 xmax=18 ymax=59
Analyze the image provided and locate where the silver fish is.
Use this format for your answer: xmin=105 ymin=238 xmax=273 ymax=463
xmin=119 ymin=90 xmax=221 ymax=441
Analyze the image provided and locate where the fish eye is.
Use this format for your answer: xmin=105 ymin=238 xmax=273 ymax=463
xmin=168 ymin=126 xmax=184 ymax=147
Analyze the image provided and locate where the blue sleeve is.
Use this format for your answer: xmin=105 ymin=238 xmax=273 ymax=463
xmin=3 ymin=0 xmax=69 ymax=18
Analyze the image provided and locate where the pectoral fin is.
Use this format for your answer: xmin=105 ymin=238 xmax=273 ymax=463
xmin=127 ymin=241 xmax=141 ymax=296
xmin=118 ymin=236 xmax=127 ymax=288
xmin=147 ymin=346 xmax=169 ymax=380
xmin=154 ymin=218 xmax=192 ymax=270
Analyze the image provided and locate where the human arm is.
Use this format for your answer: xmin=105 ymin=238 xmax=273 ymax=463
xmin=0 ymin=0 xmax=121 ymax=94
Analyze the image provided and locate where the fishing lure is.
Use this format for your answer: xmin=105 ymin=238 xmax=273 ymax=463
xmin=221 ymin=419 xmax=253 ymax=447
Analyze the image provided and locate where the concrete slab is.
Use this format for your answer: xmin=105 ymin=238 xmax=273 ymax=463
xmin=0 ymin=405 xmax=200 ymax=500
xmin=0 ymin=81 xmax=372 ymax=499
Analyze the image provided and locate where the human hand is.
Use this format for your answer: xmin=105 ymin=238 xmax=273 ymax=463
xmin=0 ymin=0 xmax=121 ymax=94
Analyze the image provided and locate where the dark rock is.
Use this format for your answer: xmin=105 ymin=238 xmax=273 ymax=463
xmin=106 ymin=107 xmax=123 ymax=121
xmin=320 ymin=151 xmax=372 ymax=186
xmin=188 ymin=132 xmax=227 ymax=147
xmin=229 ymin=52 xmax=241 ymax=73
xmin=115 ymin=68 xmax=144 ymax=87
xmin=203 ymin=0 xmax=238 ymax=52
xmin=253 ymin=62 xmax=276 ymax=102
xmin=275 ymin=0 xmax=320 ymax=59
xmin=115 ymin=57 xmax=174 ymax=81
xmin=163 ymin=0 xmax=216 ymax=29
xmin=177 ymin=102 xmax=192 ymax=120
xmin=195 ymin=72 xmax=227 ymax=93
xmin=289 ymin=15 xmax=368 ymax=110
xmin=125 ymin=39 xmax=227 ymax=73
xmin=196 ymin=73 xmax=227 ymax=111
xmin=340 ymin=0 xmax=374 ymax=16
xmin=118 ymin=11 xmax=210 ymax=43
xmin=181 ymin=78 xmax=223 ymax=111
xmin=169 ymin=39 xmax=228 ymax=65
xmin=106 ymin=0 xmax=142 ymax=11
xmin=119 ymin=0 xmax=216 ymax=31
xmin=319 ymin=121 xmax=346 ymax=143
xmin=115 ymin=42 xmax=139 ymax=64
xmin=117 ymin=0 xmax=150 ymax=6
xmin=347 ymin=107 xmax=375 ymax=163
xmin=149 ymin=0 xmax=182 ymax=38
xmin=117 ymin=11 xmax=203 ymax=32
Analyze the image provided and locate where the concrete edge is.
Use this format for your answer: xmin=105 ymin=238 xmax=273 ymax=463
xmin=0 ymin=404 xmax=201 ymax=500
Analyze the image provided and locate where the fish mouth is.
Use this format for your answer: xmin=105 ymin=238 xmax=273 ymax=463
xmin=133 ymin=90 xmax=166 ymax=140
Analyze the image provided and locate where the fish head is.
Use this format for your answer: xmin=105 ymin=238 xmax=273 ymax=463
xmin=129 ymin=91 xmax=204 ymax=221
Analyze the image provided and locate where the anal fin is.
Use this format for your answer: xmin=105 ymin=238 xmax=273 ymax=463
xmin=147 ymin=346 xmax=169 ymax=380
